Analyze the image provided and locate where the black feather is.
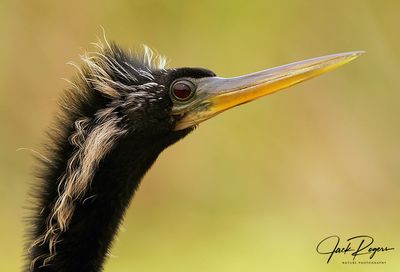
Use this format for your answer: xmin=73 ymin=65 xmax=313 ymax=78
xmin=26 ymin=43 xmax=215 ymax=272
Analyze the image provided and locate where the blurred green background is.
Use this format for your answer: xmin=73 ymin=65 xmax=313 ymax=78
xmin=1 ymin=0 xmax=399 ymax=271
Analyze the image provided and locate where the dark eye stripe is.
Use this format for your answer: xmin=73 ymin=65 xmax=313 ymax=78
xmin=170 ymin=80 xmax=195 ymax=101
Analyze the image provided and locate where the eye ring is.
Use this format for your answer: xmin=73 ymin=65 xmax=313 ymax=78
xmin=170 ymin=80 xmax=196 ymax=102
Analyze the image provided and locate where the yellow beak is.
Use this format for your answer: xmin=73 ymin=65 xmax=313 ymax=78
xmin=174 ymin=51 xmax=364 ymax=130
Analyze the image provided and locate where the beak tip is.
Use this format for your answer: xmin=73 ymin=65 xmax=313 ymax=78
xmin=351 ymin=50 xmax=366 ymax=55
xmin=346 ymin=50 xmax=366 ymax=60
xmin=327 ymin=50 xmax=365 ymax=69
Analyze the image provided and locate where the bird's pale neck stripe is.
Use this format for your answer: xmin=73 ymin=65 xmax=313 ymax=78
xmin=28 ymin=39 xmax=169 ymax=271
xmin=30 ymin=107 xmax=127 ymax=269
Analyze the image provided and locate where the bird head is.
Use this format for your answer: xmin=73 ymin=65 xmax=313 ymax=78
xmin=77 ymin=43 xmax=362 ymax=144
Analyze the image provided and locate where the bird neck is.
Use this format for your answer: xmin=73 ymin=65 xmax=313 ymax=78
xmin=28 ymin=122 xmax=188 ymax=272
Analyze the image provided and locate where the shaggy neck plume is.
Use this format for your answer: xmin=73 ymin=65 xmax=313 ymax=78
xmin=27 ymin=42 xmax=189 ymax=271
xmin=30 ymin=134 xmax=161 ymax=272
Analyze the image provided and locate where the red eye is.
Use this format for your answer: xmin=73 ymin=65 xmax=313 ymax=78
xmin=171 ymin=80 xmax=195 ymax=101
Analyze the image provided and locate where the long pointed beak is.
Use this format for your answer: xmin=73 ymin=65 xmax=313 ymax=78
xmin=174 ymin=51 xmax=364 ymax=130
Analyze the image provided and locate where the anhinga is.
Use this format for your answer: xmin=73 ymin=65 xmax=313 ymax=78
xmin=26 ymin=40 xmax=362 ymax=271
